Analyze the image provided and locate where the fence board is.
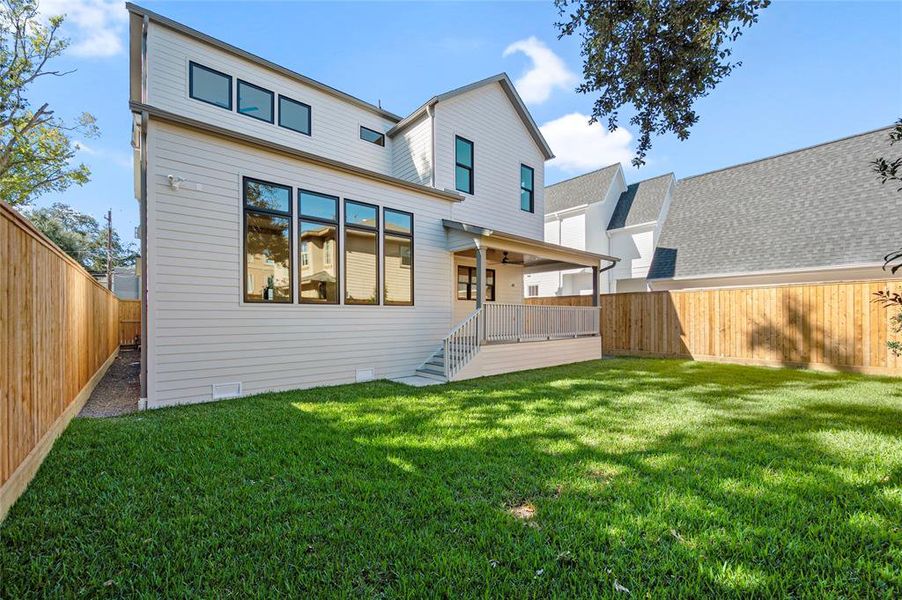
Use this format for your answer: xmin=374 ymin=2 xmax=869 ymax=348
xmin=527 ymin=280 xmax=902 ymax=376
xmin=1 ymin=203 xmax=120 ymax=520
xmin=118 ymin=300 xmax=141 ymax=346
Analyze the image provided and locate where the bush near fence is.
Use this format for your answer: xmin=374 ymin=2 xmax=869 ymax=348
xmin=0 ymin=203 xmax=136 ymax=520
xmin=527 ymin=281 xmax=902 ymax=376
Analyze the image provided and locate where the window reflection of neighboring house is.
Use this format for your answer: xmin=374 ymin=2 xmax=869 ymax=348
xmin=299 ymin=224 xmax=338 ymax=301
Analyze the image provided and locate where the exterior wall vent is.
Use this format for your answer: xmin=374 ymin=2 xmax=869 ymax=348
xmin=212 ymin=382 xmax=242 ymax=400
xmin=355 ymin=368 xmax=375 ymax=383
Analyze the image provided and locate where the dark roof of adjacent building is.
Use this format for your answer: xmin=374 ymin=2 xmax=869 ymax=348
xmin=647 ymin=127 xmax=898 ymax=280
xmin=544 ymin=164 xmax=620 ymax=214
xmin=607 ymin=173 xmax=674 ymax=230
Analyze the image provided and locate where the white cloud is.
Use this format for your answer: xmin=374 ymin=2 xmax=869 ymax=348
xmin=540 ymin=113 xmax=634 ymax=172
xmin=40 ymin=0 xmax=127 ymax=58
xmin=503 ymin=36 xmax=577 ymax=104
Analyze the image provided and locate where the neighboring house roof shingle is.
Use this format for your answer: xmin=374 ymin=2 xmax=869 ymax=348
xmin=607 ymin=173 xmax=674 ymax=230
xmin=545 ymin=164 xmax=620 ymax=214
xmin=647 ymin=127 xmax=899 ymax=280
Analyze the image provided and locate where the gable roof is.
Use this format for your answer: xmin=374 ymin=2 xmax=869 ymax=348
xmin=386 ymin=73 xmax=555 ymax=160
xmin=647 ymin=126 xmax=898 ymax=280
xmin=607 ymin=173 xmax=674 ymax=230
xmin=544 ymin=164 xmax=621 ymax=214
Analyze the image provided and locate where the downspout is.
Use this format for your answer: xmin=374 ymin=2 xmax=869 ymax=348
xmin=427 ymin=103 xmax=436 ymax=188
xmin=138 ymin=15 xmax=149 ymax=409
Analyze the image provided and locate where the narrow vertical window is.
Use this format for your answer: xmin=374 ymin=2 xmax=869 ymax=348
xmin=298 ymin=190 xmax=339 ymax=304
xmin=243 ymin=178 xmax=291 ymax=303
xmin=344 ymin=200 xmax=379 ymax=305
xmin=383 ymin=208 xmax=413 ymax=306
xmin=455 ymin=136 xmax=474 ymax=194
xmin=520 ymin=164 xmax=534 ymax=213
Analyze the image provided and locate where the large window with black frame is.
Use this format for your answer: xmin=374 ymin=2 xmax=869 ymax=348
xmin=344 ymin=199 xmax=379 ymax=305
xmin=243 ymin=178 xmax=292 ymax=303
xmin=299 ymin=190 xmax=340 ymax=303
xmin=383 ymin=208 xmax=413 ymax=305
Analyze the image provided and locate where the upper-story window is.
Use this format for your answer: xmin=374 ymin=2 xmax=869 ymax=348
xmin=279 ymin=95 xmax=311 ymax=136
xmin=243 ymin=178 xmax=292 ymax=303
xmin=360 ymin=126 xmax=385 ymax=146
xmin=189 ymin=62 xmax=232 ymax=110
xmin=237 ymin=80 xmax=274 ymax=123
xmin=520 ymin=164 xmax=534 ymax=213
xmin=455 ymin=136 xmax=474 ymax=194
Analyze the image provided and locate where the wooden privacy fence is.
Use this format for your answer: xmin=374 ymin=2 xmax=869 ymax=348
xmin=527 ymin=280 xmax=902 ymax=376
xmin=1 ymin=202 xmax=121 ymax=520
xmin=118 ymin=299 xmax=141 ymax=346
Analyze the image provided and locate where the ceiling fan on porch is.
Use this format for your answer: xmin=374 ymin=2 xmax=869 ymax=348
xmin=502 ymin=251 xmax=511 ymax=264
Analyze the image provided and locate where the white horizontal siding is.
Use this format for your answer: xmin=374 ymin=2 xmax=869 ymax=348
xmin=146 ymin=120 xmax=455 ymax=407
xmin=453 ymin=337 xmax=601 ymax=381
xmin=391 ymin=113 xmax=432 ymax=185
xmin=146 ymin=22 xmax=395 ymax=176
xmin=559 ymin=213 xmax=586 ymax=251
xmin=434 ymin=83 xmax=546 ymax=239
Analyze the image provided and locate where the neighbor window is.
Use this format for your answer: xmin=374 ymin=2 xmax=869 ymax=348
xmin=189 ymin=62 xmax=232 ymax=110
xmin=243 ymin=178 xmax=291 ymax=303
xmin=237 ymin=80 xmax=274 ymax=123
xmin=360 ymin=126 xmax=385 ymax=146
xmin=344 ymin=200 xmax=379 ymax=305
xmin=383 ymin=208 xmax=413 ymax=305
xmin=455 ymin=136 xmax=474 ymax=194
xmin=298 ymin=189 xmax=339 ymax=304
xmin=520 ymin=164 xmax=534 ymax=212
xmin=457 ymin=266 xmax=495 ymax=301
xmin=278 ymin=95 xmax=311 ymax=135
xmin=528 ymin=284 xmax=539 ymax=297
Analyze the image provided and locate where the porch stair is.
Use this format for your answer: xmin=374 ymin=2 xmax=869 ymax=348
xmin=415 ymin=348 xmax=448 ymax=382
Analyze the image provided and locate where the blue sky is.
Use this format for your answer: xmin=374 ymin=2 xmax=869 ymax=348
xmin=33 ymin=0 xmax=902 ymax=243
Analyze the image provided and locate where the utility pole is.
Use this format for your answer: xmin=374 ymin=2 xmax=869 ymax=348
xmin=106 ymin=209 xmax=113 ymax=291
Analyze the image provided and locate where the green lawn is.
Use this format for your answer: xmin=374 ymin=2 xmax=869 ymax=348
xmin=2 ymin=359 xmax=901 ymax=597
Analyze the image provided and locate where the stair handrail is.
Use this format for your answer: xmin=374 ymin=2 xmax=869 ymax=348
xmin=442 ymin=308 xmax=483 ymax=380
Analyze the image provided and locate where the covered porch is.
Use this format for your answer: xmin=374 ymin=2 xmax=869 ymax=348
xmin=414 ymin=220 xmax=618 ymax=382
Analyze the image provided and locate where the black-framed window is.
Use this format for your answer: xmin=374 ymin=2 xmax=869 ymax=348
xmin=243 ymin=178 xmax=292 ymax=303
xmin=383 ymin=208 xmax=413 ymax=306
xmin=457 ymin=266 xmax=495 ymax=301
xmin=360 ymin=126 xmax=385 ymax=146
xmin=344 ymin=199 xmax=379 ymax=305
xmin=189 ymin=62 xmax=232 ymax=110
xmin=520 ymin=164 xmax=535 ymax=213
xmin=237 ymin=80 xmax=274 ymax=123
xmin=299 ymin=190 xmax=339 ymax=304
xmin=455 ymin=136 xmax=474 ymax=194
xmin=279 ymin=95 xmax=311 ymax=136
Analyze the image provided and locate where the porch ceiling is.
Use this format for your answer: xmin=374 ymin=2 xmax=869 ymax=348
xmin=443 ymin=219 xmax=619 ymax=272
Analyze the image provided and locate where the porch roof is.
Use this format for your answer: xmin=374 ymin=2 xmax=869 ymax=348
xmin=443 ymin=219 xmax=619 ymax=272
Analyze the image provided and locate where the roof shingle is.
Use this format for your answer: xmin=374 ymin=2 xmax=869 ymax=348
xmin=544 ymin=164 xmax=620 ymax=214
xmin=607 ymin=173 xmax=674 ymax=230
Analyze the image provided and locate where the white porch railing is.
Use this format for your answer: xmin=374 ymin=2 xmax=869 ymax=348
xmin=441 ymin=304 xmax=600 ymax=380
xmin=483 ymin=303 xmax=599 ymax=343
xmin=443 ymin=308 xmax=483 ymax=380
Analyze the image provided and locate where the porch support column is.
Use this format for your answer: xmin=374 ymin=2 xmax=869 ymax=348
xmin=592 ymin=265 xmax=600 ymax=306
xmin=475 ymin=245 xmax=487 ymax=309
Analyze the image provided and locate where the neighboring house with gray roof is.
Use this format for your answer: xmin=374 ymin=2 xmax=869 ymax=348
xmin=527 ymin=126 xmax=898 ymax=297
xmin=525 ymin=164 xmax=628 ymax=296
xmin=648 ymin=127 xmax=897 ymax=290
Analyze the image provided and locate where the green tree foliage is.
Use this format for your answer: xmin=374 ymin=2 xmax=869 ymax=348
xmin=555 ymin=0 xmax=770 ymax=166
xmin=871 ymin=119 xmax=902 ymax=355
xmin=26 ymin=203 xmax=137 ymax=273
xmin=0 ymin=0 xmax=98 ymax=206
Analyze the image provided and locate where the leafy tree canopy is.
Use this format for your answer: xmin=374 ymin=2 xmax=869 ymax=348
xmin=26 ymin=202 xmax=137 ymax=273
xmin=0 ymin=0 xmax=98 ymax=206
xmin=556 ymin=0 xmax=770 ymax=166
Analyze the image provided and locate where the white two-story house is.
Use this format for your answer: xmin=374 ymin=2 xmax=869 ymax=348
xmin=525 ymin=165 xmax=673 ymax=296
xmin=127 ymin=4 xmax=616 ymax=408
